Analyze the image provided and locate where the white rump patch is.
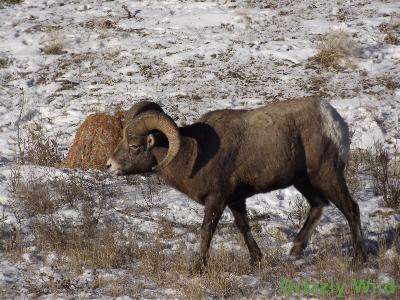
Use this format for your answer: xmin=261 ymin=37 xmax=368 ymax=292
xmin=319 ymin=101 xmax=350 ymax=161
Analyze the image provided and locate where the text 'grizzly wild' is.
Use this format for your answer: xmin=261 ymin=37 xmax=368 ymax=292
xmin=107 ymin=98 xmax=366 ymax=268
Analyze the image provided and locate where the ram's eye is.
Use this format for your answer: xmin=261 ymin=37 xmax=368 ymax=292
xmin=129 ymin=144 xmax=140 ymax=150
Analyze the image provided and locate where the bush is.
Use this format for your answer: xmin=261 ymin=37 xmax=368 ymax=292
xmin=20 ymin=123 xmax=63 ymax=167
xmin=309 ymin=30 xmax=358 ymax=70
xmin=7 ymin=168 xmax=134 ymax=271
xmin=42 ymin=38 xmax=64 ymax=55
xmin=0 ymin=0 xmax=23 ymax=6
xmin=379 ymin=21 xmax=400 ymax=45
xmin=288 ymin=195 xmax=309 ymax=229
xmin=366 ymin=143 xmax=400 ymax=209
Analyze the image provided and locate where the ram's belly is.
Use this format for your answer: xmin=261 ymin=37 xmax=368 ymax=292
xmin=234 ymin=128 xmax=305 ymax=193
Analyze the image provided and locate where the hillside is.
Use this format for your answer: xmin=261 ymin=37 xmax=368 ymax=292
xmin=0 ymin=0 xmax=399 ymax=298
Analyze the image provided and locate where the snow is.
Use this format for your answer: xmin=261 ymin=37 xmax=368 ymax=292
xmin=0 ymin=0 xmax=399 ymax=298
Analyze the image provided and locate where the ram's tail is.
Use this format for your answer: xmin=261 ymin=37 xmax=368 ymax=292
xmin=319 ymin=101 xmax=350 ymax=162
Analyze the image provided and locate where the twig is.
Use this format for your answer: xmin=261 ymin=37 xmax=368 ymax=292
xmin=54 ymin=79 xmax=79 ymax=86
xmin=122 ymin=5 xmax=132 ymax=19
xmin=17 ymin=88 xmax=25 ymax=164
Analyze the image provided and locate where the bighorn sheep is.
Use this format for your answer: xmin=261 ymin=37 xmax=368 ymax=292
xmin=107 ymin=97 xmax=366 ymax=267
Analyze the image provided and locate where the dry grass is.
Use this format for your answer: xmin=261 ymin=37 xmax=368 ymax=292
xmin=3 ymin=163 xmax=399 ymax=299
xmin=0 ymin=57 xmax=12 ymax=68
xmin=313 ymin=236 xmax=400 ymax=299
xmin=346 ymin=144 xmax=400 ymax=210
xmin=6 ymin=167 xmax=134 ymax=273
xmin=379 ymin=21 xmax=400 ymax=45
xmin=305 ymin=74 xmax=329 ymax=96
xmin=310 ymin=30 xmax=358 ymax=70
xmin=20 ymin=123 xmax=64 ymax=167
xmin=157 ymin=218 xmax=177 ymax=239
xmin=0 ymin=0 xmax=23 ymax=5
xmin=288 ymin=195 xmax=309 ymax=229
xmin=366 ymin=143 xmax=400 ymax=210
xmin=377 ymin=74 xmax=400 ymax=91
xmin=42 ymin=36 xmax=65 ymax=55
xmin=346 ymin=149 xmax=366 ymax=196
xmin=4 ymin=140 xmax=399 ymax=298
xmin=133 ymin=242 xmax=249 ymax=299
xmin=83 ymin=19 xmax=115 ymax=30
xmin=126 ymin=173 xmax=164 ymax=209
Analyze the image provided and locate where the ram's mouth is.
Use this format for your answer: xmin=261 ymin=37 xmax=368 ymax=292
xmin=111 ymin=169 xmax=124 ymax=176
xmin=106 ymin=158 xmax=124 ymax=176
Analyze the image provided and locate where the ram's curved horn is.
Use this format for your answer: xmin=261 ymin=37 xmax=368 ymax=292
xmin=125 ymin=101 xmax=164 ymax=124
xmin=128 ymin=112 xmax=181 ymax=170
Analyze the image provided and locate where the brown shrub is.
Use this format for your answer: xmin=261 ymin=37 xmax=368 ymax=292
xmin=7 ymin=167 xmax=133 ymax=272
xmin=366 ymin=143 xmax=400 ymax=209
xmin=0 ymin=0 xmax=23 ymax=6
xmin=309 ymin=30 xmax=358 ymax=70
xmin=21 ymin=123 xmax=63 ymax=167
xmin=288 ymin=195 xmax=309 ymax=229
xmin=379 ymin=21 xmax=400 ymax=45
xmin=42 ymin=39 xmax=65 ymax=55
xmin=63 ymin=113 xmax=123 ymax=170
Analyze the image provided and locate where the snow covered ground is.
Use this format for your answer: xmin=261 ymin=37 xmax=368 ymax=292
xmin=0 ymin=0 xmax=399 ymax=298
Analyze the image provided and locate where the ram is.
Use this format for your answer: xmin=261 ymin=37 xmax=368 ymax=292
xmin=107 ymin=98 xmax=366 ymax=267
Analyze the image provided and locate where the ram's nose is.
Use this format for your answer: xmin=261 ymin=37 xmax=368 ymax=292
xmin=106 ymin=158 xmax=112 ymax=170
xmin=106 ymin=159 xmax=111 ymax=170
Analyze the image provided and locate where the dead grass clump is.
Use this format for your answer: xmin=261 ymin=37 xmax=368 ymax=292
xmin=83 ymin=19 xmax=115 ymax=30
xmin=180 ymin=279 xmax=205 ymax=300
xmin=0 ymin=0 xmax=23 ymax=5
xmin=31 ymin=216 xmax=135 ymax=272
xmin=42 ymin=37 xmax=65 ymax=55
xmin=126 ymin=174 xmax=163 ymax=208
xmin=10 ymin=175 xmax=56 ymax=217
xmin=205 ymin=248 xmax=257 ymax=297
xmin=135 ymin=244 xmax=246 ymax=299
xmin=304 ymin=74 xmax=329 ymax=95
xmin=157 ymin=218 xmax=176 ymax=239
xmin=0 ymin=56 xmax=12 ymax=68
xmin=314 ymin=243 xmax=360 ymax=297
xmin=179 ymin=248 xmax=244 ymax=299
xmin=377 ymin=74 xmax=400 ymax=91
xmin=315 ymin=239 xmax=352 ymax=278
xmin=310 ymin=30 xmax=358 ymax=70
xmin=203 ymin=262 xmax=240 ymax=298
xmin=137 ymin=243 xmax=167 ymax=282
xmin=346 ymin=149 xmax=367 ymax=196
xmin=256 ymin=247 xmax=297 ymax=295
xmin=366 ymin=143 xmax=400 ymax=209
xmin=288 ymin=196 xmax=309 ymax=229
xmin=21 ymin=123 xmax=64 ymax=167
xmin=379 ymin=21 xmax=400 ymax=45
xmin=314 ymin=236 xmax=399 ymax=298
xmin=7 ymin=168 xmax=134 ymax=272
xmin=63 ymin=227 xmax=135 ymax=271
xmin=0 ymin=223 xmax=24 ymax=261
xmin=102 ymin=271 xmax=145 ymax=298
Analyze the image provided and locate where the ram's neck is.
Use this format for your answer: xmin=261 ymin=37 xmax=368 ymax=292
xmin=152 ymin=137 xmax=198 ymax=195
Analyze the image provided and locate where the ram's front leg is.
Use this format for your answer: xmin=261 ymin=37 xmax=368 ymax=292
xmin=194 ymin=195 xmax=226 ymax=272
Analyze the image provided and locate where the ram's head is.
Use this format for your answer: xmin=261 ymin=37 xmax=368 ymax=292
xmin=106 ymin=102 xmax=181 ymax=175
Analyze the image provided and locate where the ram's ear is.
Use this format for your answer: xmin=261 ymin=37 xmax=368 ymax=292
xmin=186 ymin=137 xmax=198 ymax=178
xmin=146 ymin=134 xmax=156 ymax=150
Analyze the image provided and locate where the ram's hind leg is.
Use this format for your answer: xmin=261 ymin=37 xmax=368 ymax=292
xmin=229 ymin=201 xmax=262 ymax=265
xmin=290 ymin=180 xmax=328 ymax=257
xmin=312 ymin=167 xmax=366 ymax=262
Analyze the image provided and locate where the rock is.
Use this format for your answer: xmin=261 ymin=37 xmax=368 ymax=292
xmin=62 ymin=113 xmax=123 ymax=170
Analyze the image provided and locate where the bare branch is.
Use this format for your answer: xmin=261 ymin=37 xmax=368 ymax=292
xmin=122 ymin=5 xmax=132 ymax=19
